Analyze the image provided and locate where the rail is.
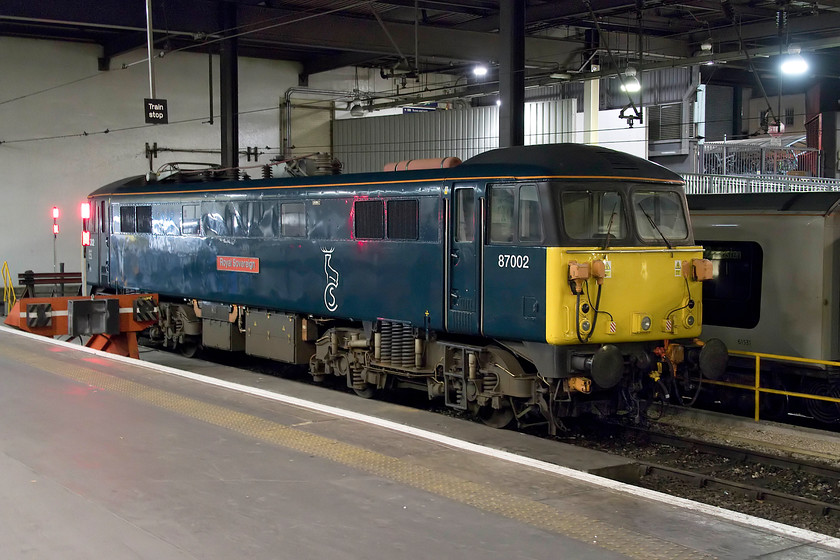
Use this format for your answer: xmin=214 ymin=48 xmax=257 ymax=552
xmin=701 ymin=350 xmax=840 ymax=422
xmin=2 ymin=261 xmax=14 ymax=312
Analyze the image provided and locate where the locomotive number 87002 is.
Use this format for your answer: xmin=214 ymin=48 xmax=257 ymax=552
xmin=81 ymin=143 xmax=726 ymax=432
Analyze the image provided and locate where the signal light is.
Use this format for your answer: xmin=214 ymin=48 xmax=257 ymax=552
xmin=82 ymin=231 xmax=91 ymax=246
xmin=53 ymin=223 xmax=59 ymax=235
xmin=80 ymin=202 xmax=91 ymax=219
xmin=52 ymin=206 xmax=60 ymax=220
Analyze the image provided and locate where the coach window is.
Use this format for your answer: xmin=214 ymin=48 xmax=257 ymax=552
xmin=136 ymin=205 xmax=152 ymax=233
xmin=699 ymin=241 xmax=763 ymax=329
xmin=354 ymin=200 xmax=385 ymax=239
xmin=258 ymin=202 xmax=276 ymax=237
xmin=281 ymin=202 xmax=306 ymax=237
xmin=201 ymin=201 xmax=228 ymax=236
xmin=489 ymin=186 xmax=515 ymax=243
xmin=88 ymin=202 xmax=98 ymax=233
xmin=455 ymin=188 xmax=474 ymax=242
xmin=225 ymin=202 xmax=246 ymax=237
xmin=119 ymin=206 xmax=136 ymax=233
xmin=387 ymin=199 xmax=418 ymax=240
xmin=182 ymin=204 xmax=199 ymax=235
xmin=518 ymin=184 xmax=543 ymax=242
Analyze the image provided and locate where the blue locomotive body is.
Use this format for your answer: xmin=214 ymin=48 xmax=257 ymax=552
xmin=83 ymin=144 xmax=723 ymax=430
xmin=100 ymin=178 xmax=446 ymax=332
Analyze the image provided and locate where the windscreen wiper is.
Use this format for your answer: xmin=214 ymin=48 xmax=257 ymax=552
xmin=638 ymin=203 xmax=672 ymax=249
xmin=602 ymin=202 xmax=618 ymax=250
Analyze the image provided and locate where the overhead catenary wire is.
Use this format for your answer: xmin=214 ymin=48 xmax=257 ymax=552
xmin=1 ymin=1 xmax=378 ymax=105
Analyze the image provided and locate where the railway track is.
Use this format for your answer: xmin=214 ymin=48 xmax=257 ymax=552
xmin=139 ymin=342 xmax=840 ymax=535
xmin=575 ymin=422 xmax=840 ymax=531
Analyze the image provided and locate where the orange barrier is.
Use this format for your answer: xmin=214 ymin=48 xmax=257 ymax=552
xmin=5 ymin=294 xmax=158 ymax=359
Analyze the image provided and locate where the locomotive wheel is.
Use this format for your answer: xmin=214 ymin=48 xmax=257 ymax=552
xmin=353 ymin=384 xmax=376 ymax=399
xmin=803 ymin=379 xmax=840 ymax=424
xmin=477 ymin=404 xmax=514 ymax=429
xmin=178 ymin=338 xmax=202 ymax=358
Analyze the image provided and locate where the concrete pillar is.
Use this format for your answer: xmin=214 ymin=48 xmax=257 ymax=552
xmin=499 ymin=0 xmax=525 ymax=148
xmin=583 ymin=77 xmax=599 ymax=145
xmin=220 ymin=3 xmax=239 ymax=172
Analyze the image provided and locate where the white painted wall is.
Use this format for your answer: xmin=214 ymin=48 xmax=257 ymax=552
xmin=747 ymin=92 xmax=807 ymax=134
xmin=573 ymin=108 xmax=648 ymax=158
xmin=0 ymin=37 xmax=299 ymax=281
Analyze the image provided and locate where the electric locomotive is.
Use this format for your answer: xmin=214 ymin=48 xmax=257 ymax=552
xmin=81 ymin=144 xmax=725 ymax=431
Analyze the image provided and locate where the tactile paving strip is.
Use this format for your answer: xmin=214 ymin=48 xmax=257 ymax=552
xmin=0 ymin=342 xmax=715 ymax=560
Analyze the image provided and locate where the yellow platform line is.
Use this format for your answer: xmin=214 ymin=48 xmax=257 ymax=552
xmin=0 ymin=344 xmax=714 ymax=560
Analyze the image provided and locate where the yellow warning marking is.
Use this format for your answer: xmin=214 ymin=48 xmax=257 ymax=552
xmin=1 ymin=343 xmax=715 ymax=560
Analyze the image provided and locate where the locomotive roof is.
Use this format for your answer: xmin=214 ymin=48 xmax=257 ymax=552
xmin=688 ymin=192 xmax=840 ymax=213
xmin=89 ymin=143 xmax=683 ymax=198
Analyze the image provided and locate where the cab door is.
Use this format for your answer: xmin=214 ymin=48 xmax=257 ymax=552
xmin=446 ymin=184 xmax=483 ymax=334
xmin=96 ymin=199 xmax=110 ymax=286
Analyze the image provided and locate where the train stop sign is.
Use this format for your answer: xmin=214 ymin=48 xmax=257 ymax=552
xmin=144 ymin=98 xmax=168 ymax=124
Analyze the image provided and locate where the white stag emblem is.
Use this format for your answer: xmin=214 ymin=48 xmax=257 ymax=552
xmin=322 ymin=248 xmax=339 ymax=312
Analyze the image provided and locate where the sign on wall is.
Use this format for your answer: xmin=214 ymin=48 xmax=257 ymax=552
xmin=144 ymin=98 xmax=168 ymax=124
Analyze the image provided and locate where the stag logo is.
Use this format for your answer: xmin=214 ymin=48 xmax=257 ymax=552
xmin=322 ymin=248 xmax=339 ymax=312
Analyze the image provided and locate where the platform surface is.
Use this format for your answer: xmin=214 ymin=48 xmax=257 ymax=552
xmin=0 ymin=326 xmax=838 ymax=560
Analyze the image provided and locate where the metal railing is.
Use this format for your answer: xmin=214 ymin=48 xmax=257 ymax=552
xmin=682 ymin=173 xmax=840 ymax=194
xmin=698 ymin=142 xmax=822 ymax=177
xmin=2 ymin=261 xmax=15 ymax=313
xmin=700 ymin=350 xmax=840 ymax=422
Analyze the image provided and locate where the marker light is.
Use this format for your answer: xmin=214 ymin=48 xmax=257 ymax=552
xmin=82 ymin=231 xmax=91 ymax=246
xmin=80 ymin=202 xmax=91 ymax=219
xmin=52 ymin=206 xmax=60 ymax=219
xmin=53 ymin=223 xmax=59 ymax=235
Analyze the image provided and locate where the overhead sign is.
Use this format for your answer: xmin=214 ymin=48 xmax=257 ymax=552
xmin=403 ymin=103 xmax=438 ymax=114
xmin=144 ymin=98 xmax=168 ymax=124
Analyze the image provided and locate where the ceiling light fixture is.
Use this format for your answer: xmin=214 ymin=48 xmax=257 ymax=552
xmin=620 ymin=66 xmax=641 ymax=92
xmin=473 ymin=65 xmax=488 ymax=77
xmin=780 ymin=45 xmax=808 ymax=75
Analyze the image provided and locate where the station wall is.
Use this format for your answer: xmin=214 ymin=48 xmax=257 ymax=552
xmin=0 ymin=36 xmax=650 ymax=284
xmin=0 ymin=37 xmax=299 ymax=282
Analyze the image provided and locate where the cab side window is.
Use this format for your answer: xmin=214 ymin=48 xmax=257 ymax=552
xmin=518 ymin=184 xmax=543 ymax=242
xmin=489 ymin=186 xmax=515 ymax=243
xmin=489 ymin=184 xmax=542 ymax=244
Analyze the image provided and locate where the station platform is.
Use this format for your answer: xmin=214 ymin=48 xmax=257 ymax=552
xmin=0 ymin=325 xmax=838 ymax=560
